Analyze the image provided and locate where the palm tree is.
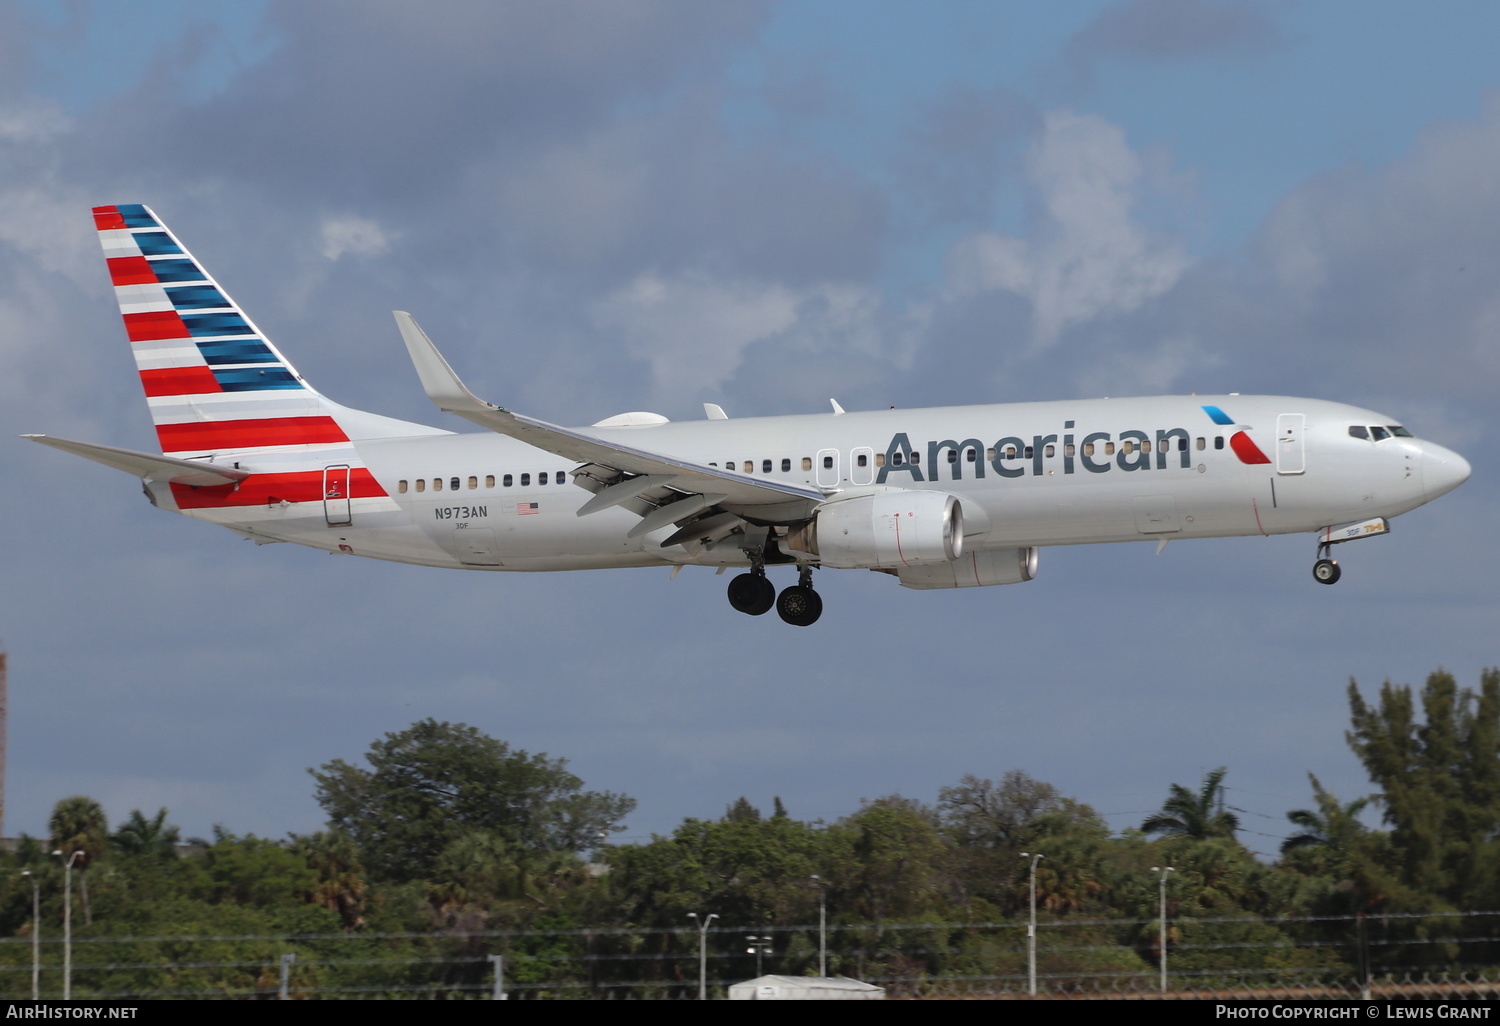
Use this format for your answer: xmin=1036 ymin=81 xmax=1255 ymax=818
xmin=1282 ymin=774 xmax=1370 ymax=861
xmin=49 ymin=796 xmax=108 ymax=925
xmin=1142 ymin=767 xmax=1240 ymax=840
xmin=111 ymin=808 xmax=182 ymax=860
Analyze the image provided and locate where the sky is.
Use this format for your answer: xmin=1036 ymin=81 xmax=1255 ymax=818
xmin=3 ymin=0 xmax=1499 ymax=856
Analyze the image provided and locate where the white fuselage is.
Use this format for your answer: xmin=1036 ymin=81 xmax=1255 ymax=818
xmin=150 ymin=394 xmax=1469 ymax=573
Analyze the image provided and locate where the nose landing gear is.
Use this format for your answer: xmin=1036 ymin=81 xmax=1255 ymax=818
xmin=1312 ymin=540 xmax=1341 ymax=585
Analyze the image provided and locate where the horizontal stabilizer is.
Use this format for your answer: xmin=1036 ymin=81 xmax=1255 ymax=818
xmin=23 ymin=434 xmax=251 ymax=486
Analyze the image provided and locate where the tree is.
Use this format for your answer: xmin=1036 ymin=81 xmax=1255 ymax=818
xmin=112 ymin=809 xmax=182 ymax=861
xmin=310 ymin=719 xmax=636 ymax=881
xmin=1346 ymin=669 xmax=1500 ymax=907
xmin=50 ymin=796 xmax=108 ymax=862
xmin=50 ymin=796 xmax=108 ymax=924
xmin=1281 ymin=775 xmax=1369 ymax=864
xmin=1142 ymin=767 xmax=1239 ymax=840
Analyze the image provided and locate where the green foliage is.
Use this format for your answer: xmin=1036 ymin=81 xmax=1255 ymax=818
xmin=1142 ymin=767 xmax=1240 ymax=840
xmin=310 ymin=719 xmax=636 ymax=882
xmin=1346 ymin=669 xmax=1500 ymax=909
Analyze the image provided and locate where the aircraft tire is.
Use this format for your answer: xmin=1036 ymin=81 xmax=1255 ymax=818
xmin=776 ymin=584 xmax=823 ymax=627
xmin=1312 ymin=558 xmax=1341 ymax=585
xmin=728 ymin=573 xmax=776 ymax=615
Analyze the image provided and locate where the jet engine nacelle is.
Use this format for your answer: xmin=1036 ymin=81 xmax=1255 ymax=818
xmin=896 ymin=546 xmax=1038 ymax=590
xmin=785 ymin=491 xmax=964 ymax=569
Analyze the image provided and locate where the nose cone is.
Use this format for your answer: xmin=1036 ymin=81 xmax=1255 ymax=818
xmin=1423 ymin=442 xmax=1472 ymax=500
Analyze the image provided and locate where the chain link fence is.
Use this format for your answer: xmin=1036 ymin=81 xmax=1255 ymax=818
xmin=3 ymin=911 xmax=1499 ymax=999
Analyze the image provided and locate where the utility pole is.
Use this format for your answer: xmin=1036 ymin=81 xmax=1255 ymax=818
xmin=1020 ymin=852 xmax=1044 ymax=996
xmin=687 ymin=911 xmax=718 ymax=999
xmin=53 ymin=849 xmax=84 ymax=1000
xmin=0 ymin=649 xmax=9 ymax=840
xmin=1152 ymin=865 xmax=1174 ymax=994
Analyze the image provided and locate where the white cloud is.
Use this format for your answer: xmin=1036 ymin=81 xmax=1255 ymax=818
xmin=319 ymin=215 xmax=394 ymax=261
xmin=595 ymin=271 xmax=896 ymax=401
xmin=947 ymin=110 xmax=1191 ymax=347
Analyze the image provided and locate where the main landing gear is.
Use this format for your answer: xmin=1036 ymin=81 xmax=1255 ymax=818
xmin=727 ymin=565 xmax=822 ymax=626
xmin=1312 ymin=541 xmax=1341 ymax=585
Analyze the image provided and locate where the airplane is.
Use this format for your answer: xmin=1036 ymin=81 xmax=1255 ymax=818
xmin=24 ymin=204 xmax=1472 ymax=627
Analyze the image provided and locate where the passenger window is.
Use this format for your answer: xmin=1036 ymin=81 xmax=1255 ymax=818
xmin=503 ymin=474 xmax=513 ymax=487
xmin=1044 ymin=444 xmax=1055 ymax=458
xmin=1082 ymin=443 xmax=1094 ymax=457
xmin=891 ymin=452 xmax=904 ymax=466
xmin=1178 ymin=438 xmax=1188 ymax=452
xmin=520 ymin=473 xmax=530 ymax=486
xmin=823 ymin=455 xmax=834 ymax=469
xmin=801 ymin=457 xmax=812 ymax=471
xmin=485 ymin=475 xmax=495 ymax=488
xmin=762 ymin=459 xmax=772 ymax=474
xmin=743 ymin=461 xmax=754 ymax=473
xmin=1065 ymin=443 xmax=1075 ymax=457
xmin=1025 ymin=446 xmax=1034 ymax=459
xmin=966 ymin=448 xmax=977 ymax=462
xmin=709 ymin=462 xmax=717 ymax=467
xmin=947 ymin=449 xmax=959 ymax=464
xmin=857 ymin=453 xmax=868 ymax=468
xmin=1122 ymin=441 xmax=1134 ymax=455
xmin=468 ymin=476 xmax=478 ymax=490
xmin=1349 ymin=426 xmax=1370 ymax=440
xmin=398 ymin=480 xmax=408 ymax=494
xmin=1105 ymin=442 xmax=1116 ymax=456
xmin=1196 ymin=437 xmax=1205 ymax=451
xmin=450 ymin=477 xmax=460 ymax=491
xmin=416 ymin=479 xmax=426 ymax=492
xmin=539 ymin=472 xmax=548 ymax=485
xmin=1005 ymin=445 xmax=1019 ymax=459
xmin=434 ymin=478 xmax=443 ymax=491
xmin=910 ymin=452 xmax=919 ymax=464
xmin=1214 ymin=437 xmax=1225 ymax=450
xmin=1141 ymin=441 xmax=1151 ymax=454
xmin=874 ymin=453 xmax=885 ymax=467
xmin=1371 ymin=426 xmax=1391 ymax=441
xmin=781 ymin=458 xmax=791 ymax=472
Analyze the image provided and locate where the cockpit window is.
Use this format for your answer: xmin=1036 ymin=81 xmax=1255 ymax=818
xmin=1371 ymin=426 xmax=1391 ymax=442
xmin=1389 ymin=425 xmax=1412 ymax=438
xmin=1349 ymin=426 xmax=1370 ymax=440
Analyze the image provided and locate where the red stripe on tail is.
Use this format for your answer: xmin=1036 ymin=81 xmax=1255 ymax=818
xmin=156 ymin=416 xmax=350 ymax=452
xmin=139 ymin=367 xmax=223 ymax=397
xmin=108 ymin=256 xmax=157 ymax=286
xmin=92 ymin=206 xmax=125 ymax=231
xmin=124 ymin=310 xmax=190 ymax=341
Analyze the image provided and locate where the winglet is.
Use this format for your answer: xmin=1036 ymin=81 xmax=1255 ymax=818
xmin=393 ymin=311 xmax=501 ymax=417
xmin=830 ymin=398 xmax=845 ymax=415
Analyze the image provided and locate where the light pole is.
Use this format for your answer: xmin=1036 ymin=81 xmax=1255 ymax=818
xmin=52 ymin=850 xmax=84 ymax=1001
xmin=20 ymin=871 xmax=39 ymax=1000
xmin=1151 ymin=865 xmax=1174 ymax=994
xmin=746 ymin=935 xmax=772 ymax=977
xmin=687 ymin=911 xmax=718 ymax=1000
xmin=810 ymin=875 xmax=827 ymax=977
xmin=1019 ymin=852 xmax=1044 ymax=996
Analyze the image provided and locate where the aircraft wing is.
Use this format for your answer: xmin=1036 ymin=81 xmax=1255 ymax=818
xmin=395 ymin=312 xmax=829 ymax=530
xmin=23 ymin=434 xmax=251 ymax=486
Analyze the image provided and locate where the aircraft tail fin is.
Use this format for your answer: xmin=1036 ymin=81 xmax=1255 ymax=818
xmin=93 ymin=204 xmax=438 ymax=457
